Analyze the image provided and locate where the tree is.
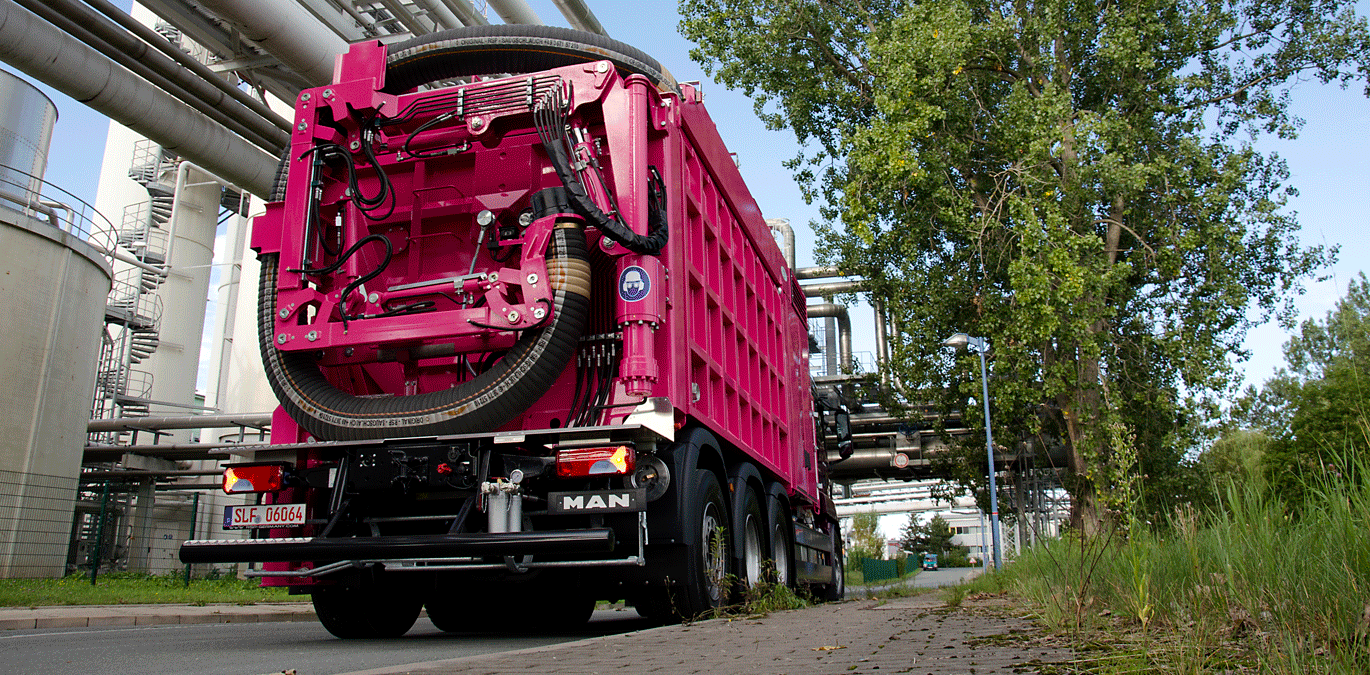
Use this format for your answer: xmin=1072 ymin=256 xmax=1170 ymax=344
xmin=1239 ymin=274 xmax=1370 ymax=504
xmin=847 ymin=510 xmax=887 ymax=561
xmin=1198 ymin=429 xmax=1270 ymax=487
xmin=680 ymin=0 xmax=1365 ymax=531
xmin=899 ymin=514 xmax=956 ymax=554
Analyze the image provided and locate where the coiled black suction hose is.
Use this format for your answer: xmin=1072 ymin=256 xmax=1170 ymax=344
xmin=258 ymin=226 xmax=590 ymax=441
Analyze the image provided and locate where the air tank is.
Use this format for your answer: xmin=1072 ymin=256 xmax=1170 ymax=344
xmin=0 ymin=70 xmax=111 ymax=577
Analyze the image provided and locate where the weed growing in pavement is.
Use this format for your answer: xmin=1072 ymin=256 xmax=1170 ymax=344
xmin=995 ymin=450 xmax=1370 ymax=674
xmin=741 ymin=570 xmax=811 ymax=615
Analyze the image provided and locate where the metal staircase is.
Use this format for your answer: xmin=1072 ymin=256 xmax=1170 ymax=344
xmin=90 ymin=140 xmax=175 ymax=445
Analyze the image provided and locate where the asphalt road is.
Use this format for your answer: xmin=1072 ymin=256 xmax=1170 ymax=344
xmin=850 ymin=565 xmax=982 ymax=597
xmin=0 ymin=608 xmax=654 ymax=675
xmin=910 ymin=566 xmax=982 ymax=588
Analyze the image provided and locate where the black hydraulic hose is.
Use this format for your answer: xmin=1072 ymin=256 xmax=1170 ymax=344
xmin=290 ymin=233 xmax=390 ymax=277
xmin=539 ymin=135 xmax=669 ymax=256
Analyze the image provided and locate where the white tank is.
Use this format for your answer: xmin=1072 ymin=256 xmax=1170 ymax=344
xmin=0 ymin=68 xmax=56 ymax=200
xmin=0 ymin=125 xmax=112 ymax=576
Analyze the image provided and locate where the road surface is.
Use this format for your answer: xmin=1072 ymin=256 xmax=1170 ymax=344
xmin=0 ymin=608 xmax=653 ymax=675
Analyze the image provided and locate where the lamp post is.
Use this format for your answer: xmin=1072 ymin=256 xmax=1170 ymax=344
xmin=941 ymin=333 xmax=1002 ymax=571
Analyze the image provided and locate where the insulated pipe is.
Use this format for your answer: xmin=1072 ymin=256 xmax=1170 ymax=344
xmin=293 ymin=0 xmax=368 ymax=40
xmin=874 ymin=298 xmax=890 ymax=387
xmin=23 ymin=0 xmax=288 ymax=153
xmin=87 ymin=412 xmax=272 ymax=432
xmin=208 ymin=207 xmax=249 ymax=413
xmin=413 ymin=0 xmax=464 ymax=31
xmin=552 ymin=0 xmax=607 ymax=35
xmin=196 ymin=0 xmax=348 ymax=87
xmin=80 ymin=0 xmax=291 ymax=135
xmin=801 ymin=279 xmax=865 ymax=297
xmin=806 ymin=303 xmax=853 ymax=373
xmin=797 ymin=265 xmax=840 ymax=280
xmin=377 ymin=0 xmax=432 ymax=35
xmin=766 ymin=218 xmax=794 ymax=270
xmin=0 ymin=0 xmax=276 ymax=197
xmin=487 ymin=0 xmax=543 ymax=25
xmin=439 ymin=0 xmax=490 ymax=26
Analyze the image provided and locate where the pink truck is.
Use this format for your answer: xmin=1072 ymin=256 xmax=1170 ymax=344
xmin=180 ymin=26 xmax=848 ymax=638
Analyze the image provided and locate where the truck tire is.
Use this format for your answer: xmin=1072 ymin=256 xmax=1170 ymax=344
xmin=765 ymin=488 xmax=795 ymax=588
xmin=427 ymin=579 xmax=592 ymax=633
xmin=383 ymin=24 xmax=677 ymax=95
xmin=313 ymin=585 xmax=422 ymax=639
xmin=823 ymin=547 xmax=846 ymax=602
xmin=680 ymin=470 xmax=730 ymax=618
xmin=425 ymin=584 xmax=491 ymax=633
xmin=737 ymin=486 xmax=766 ymax=591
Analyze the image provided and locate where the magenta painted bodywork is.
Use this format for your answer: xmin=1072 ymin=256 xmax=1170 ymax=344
xmin=252 ymin=42 xmax=819 ymax=512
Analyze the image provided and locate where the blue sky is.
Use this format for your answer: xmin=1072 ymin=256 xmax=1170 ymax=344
xmin=17 ymin=0 xmax=1369 ymax=400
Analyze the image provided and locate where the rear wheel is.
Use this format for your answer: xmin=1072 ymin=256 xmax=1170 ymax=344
xmin=737 ymin=487 xmax=766 ymax=591
xmin=679 ymin=470 xmax=730 ymax=618
xmin=766 ymin=494 xmax=794 ymax=587
xmin=425 ymin=583 xmax=492 ymax=633
xmin=427 ymin=572 xmax=594 ymax=633
xmin=823 ymin=547 xmax=846 ymax=602
xmin=313 ymin=583 xmax=422 ymax=639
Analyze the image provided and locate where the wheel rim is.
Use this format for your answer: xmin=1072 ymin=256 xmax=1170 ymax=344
xmin=701 ymin=500 xmax=727 ymax=603
xmin=772 ymin=523 xmax=791 ymax=586
xmin=743 ymin=513 xmax=764 ymax=586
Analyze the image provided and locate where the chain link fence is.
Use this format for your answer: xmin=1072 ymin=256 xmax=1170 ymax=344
xmin=0 ymin=468 xmax=249 ymax=579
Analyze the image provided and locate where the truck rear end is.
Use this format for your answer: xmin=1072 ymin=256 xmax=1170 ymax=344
xmin=180 ymin=26 xmax=845 ymax=637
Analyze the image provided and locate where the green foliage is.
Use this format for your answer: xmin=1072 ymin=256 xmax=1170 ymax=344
xmin=996 ymin=456 xmax=1370 ymax=672
xmin=1240 ymin=273 xmax=1370 ymax=507
xmin=1197 ymin=429 xmax=1271 ymax=495
xmin=0 ymin=571 xmax=289 ymax=607
xmin=847 ymin=510 xmax=886 ymax=561
xmin=741 ymin=574 xmax=812 ymax=615
xmin=939 ymin=546 xmax=972 ymax=568
xmin=899 ymin=514 xmax=970 ymax=565
xmin=681 ymin=0 xmax=1365 ymax=531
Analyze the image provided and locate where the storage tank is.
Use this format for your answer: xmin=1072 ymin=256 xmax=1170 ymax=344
xmin=0 ymin=70 xmax=112 ymax=577
xmin=0 ymin=68 xmax=57 ymax=202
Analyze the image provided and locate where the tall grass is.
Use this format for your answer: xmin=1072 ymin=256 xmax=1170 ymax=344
xmin=0 ymin=571 xmax=291 ymax=607
xmin=999 ymin=456 xmax=1370 ymax=673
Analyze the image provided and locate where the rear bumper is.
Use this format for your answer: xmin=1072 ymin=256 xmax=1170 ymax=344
xmin=179 ymin=528 xmax=615 ymax=564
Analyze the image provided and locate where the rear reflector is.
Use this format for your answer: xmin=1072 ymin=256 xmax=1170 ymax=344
xmin=555 ymin=446 xmax=634 ymax=477
xmin=223 ymin=464 xmax=286 ymax=494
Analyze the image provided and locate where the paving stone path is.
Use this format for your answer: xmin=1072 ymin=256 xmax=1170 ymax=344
xmin=343 ymin=594 xmax=1073 ymax=675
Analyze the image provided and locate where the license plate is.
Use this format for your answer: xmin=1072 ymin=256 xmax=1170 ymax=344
xmin=223 ymin=504 xmax=306 ymax=529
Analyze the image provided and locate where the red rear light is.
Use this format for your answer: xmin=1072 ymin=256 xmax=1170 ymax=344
xmin=555 ymin=446 xmax=635 ymax=477
xmin=223 ymin=464 xmax=286 ymax=494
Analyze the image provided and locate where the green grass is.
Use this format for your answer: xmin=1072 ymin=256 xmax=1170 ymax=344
xmin=0 ymin=572 xmax=292 ymax=607
xmin=982 ymin=457 xmax=1370 ymax=674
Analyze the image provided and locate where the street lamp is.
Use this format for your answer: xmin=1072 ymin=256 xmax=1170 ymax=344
xmin=941 ymin=333 xmax=1002 ymax=571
